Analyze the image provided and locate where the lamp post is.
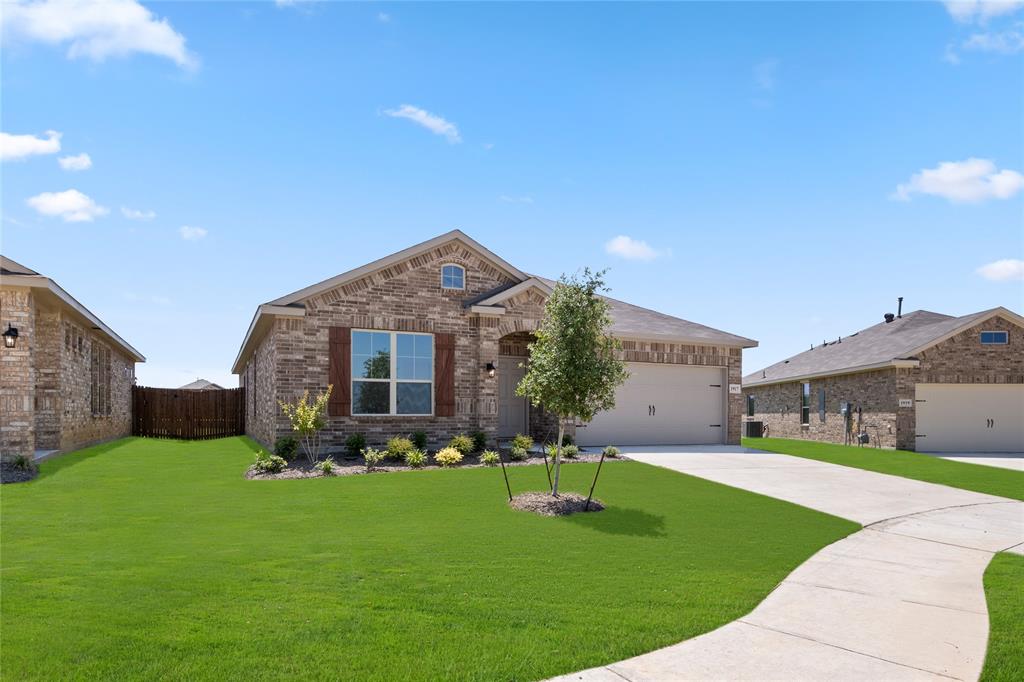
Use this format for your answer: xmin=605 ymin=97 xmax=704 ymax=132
xmin=2 ymin=324 xmax=18 ymax=349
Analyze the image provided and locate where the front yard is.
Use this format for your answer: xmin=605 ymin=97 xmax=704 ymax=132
xmin=743 ymin=437 xmax=1024 ymax=501
xmin=2 ymin=436 xmax=857 ymax=681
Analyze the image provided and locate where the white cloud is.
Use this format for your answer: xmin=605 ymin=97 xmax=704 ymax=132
xmin=604 ymin=235 xmax=662 ymax=261
xmin=754 ymin=59 xmax=779 ymax=91
xmin=977 ymin=258 xmax=1024 ymax=281
xmin=384 ymin=104 xmax=461 ymax=143
xmin=179 ymin=225 xmax=207 ymax=240
xmin=26 ymin=188 xmax=108 ymax=222
xmin=58 ymin=152 xmax=92 ymax=171
xmin=377 ymin=12 xmax=391 ymax=23
xmin=0 ymin=130 xmax=61 ymax=161
xmin=121 ymin=206 xmax=155 ymax=220
xmin=892 ymin=158 xmax=1024 ymax=203
xmin=1 ymin=0 xmax=197 ymax=69
xmin=963 ymin=23 xmax=1024 ymax=52
xmin=499 ymin=195 xmax=533 ymax=204
xmin=943 ymin=1 xmax=1024 ymax=23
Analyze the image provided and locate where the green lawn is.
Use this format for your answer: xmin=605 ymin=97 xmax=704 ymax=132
xmin=2 ymin=437 xmax=857 ymax=681
xmin=982 ymin=553 xmax=1024 ymax=682
xmin=742 ymin=437 xmax=1024 ymax=501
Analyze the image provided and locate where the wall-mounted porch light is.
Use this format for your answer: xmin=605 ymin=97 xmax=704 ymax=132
xmin=3 ymin=324 xmax=19 ymax=349
xmin=485 ymin=362 xmax=496 ymax=378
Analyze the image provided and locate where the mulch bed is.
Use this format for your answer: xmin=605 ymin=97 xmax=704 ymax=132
xmin=246 ymin=450 xmax=626 ymax=480
xmin=1 ymin=463 xmax=38 ymax=484
xmin=509 ymin=491 xmax=605 ymax=516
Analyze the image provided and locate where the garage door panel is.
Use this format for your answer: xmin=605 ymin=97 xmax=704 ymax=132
xmin=916 ymin=384 xmax=1024 ymax=453
xmin=577 ymin=363 xmax=725 ymax=447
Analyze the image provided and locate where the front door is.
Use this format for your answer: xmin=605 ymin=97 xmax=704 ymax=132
xmin=497 ymin=356 xmax=528 ymax=438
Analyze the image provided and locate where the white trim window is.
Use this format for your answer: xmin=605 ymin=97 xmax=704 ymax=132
xmin=980 ymin=330 xmax=1009 ymax=345
xmin=441 ymin=263 xmax=465 ymax=290
xmin=351 ymin=330 xmax=434 ymax=415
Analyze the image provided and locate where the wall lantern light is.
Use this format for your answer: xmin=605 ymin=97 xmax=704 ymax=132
xmin=485 ymin=362 xmax=496 ymax=378
xmin=3 ymin=324 xmax=19 ymax=349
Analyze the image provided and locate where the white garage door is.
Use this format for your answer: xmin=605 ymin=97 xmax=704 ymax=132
xmin=576 ymin=363 xmax=726 ymax=447
xmin=916 ymin=384 xmax=1024 ymax=453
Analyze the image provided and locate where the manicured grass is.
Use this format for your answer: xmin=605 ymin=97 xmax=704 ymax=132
xmin=2 ymin=437 xmax=857 ymax=681
xmin=982 ymin=553 xmax=1024 ymax=682
xmin=743 ymin=437 xmax=1024 ymax=501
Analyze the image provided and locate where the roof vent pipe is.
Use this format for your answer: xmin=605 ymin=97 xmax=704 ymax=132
xmin=897 ymin=297 xmax=903 ymax=319
xmin=884 ymin=313 xmax=895 ymax=323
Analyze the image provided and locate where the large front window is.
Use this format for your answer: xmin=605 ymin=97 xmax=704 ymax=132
xmin=352 ymin=330 xmax=433 ymax=415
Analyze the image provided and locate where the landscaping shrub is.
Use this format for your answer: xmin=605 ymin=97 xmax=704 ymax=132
xmin=11 ymin=454 xmax=35 ymax=471
xmin=561 ymin=433 xmax=574 ymax=447
xmin=471 ymin=431 xmax=488 ymax=453
xmin=386 ymin=436 xmax=414 ymax=460
xmin=511 ymin=434 xmax=533 ymax=451
xmin=404 ymin=449 xmax=427 ymax=468
xmin=411 ymin=431 xmax=428 ymax=451
xmin=274 ymin=436 xmax=299 ymax=460
xmin=562 ymin=444 xmax=580 ymax=459
xmin=480 ymin=450 xmax=500 ymax=467
xmin=448 ymin=434 xmax=473 ymax=455
xmin=345 ymin=434 xmax=366 ymax=459
xmin=363 ymin=448 xmax=385 ymax=473
xmin=434 ymin=447 xmax=464 ymax=468
xmin=315 ymin=457 xmax=336 ymax=475
xmin=544 ymin=443 xmax=559 ymax=458
xmin=509 ymin=446 xmax=528 ymax=461
xmin=250 ymin=451 xmax=287 ymax=474
xmin=603 ymin=445 xmax=620 ymax=458
xmin=278 ymin=387 xmax=333 ymax=463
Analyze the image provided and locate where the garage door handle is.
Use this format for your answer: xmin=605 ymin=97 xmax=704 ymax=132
xmin=709 ymin=424 xmax=721 ymax=428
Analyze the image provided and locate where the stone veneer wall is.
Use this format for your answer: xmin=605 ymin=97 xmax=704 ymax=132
xmin=744 ymin=370 xmax=898 ymax=448
xmin=1 ymin=288 xmax=36 ymax=460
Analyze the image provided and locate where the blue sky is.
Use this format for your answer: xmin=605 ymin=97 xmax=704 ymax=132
xmin=2 ymin=0 xmax=1022 ymax=388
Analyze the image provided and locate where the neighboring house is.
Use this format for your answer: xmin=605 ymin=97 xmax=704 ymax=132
xmin=743 ymin=307 xmax=1024 ymax=452
xmin=0 ymin=256 xmax=145 ymax=460
xmin=232 ymin=230 xmax=756 ymax=449
xmin=179 ymin=379 xmax=225 ymax=391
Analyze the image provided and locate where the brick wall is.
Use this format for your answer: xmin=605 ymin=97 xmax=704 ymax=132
xmin=744 ymin=369 xmax=898 ymax=448
xmin=34 ymin=308 xmax=61 ymax=449
xmin=1 ymin=288 xmax=36 ymax=460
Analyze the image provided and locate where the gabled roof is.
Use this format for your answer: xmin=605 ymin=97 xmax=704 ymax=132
xmin=0 ymin=254 xmax=145 ymax=362
xmin=179 ymin=379 xmax=225 ymax=390
xmin=743 ymin=307 xmax=1023 ymax=387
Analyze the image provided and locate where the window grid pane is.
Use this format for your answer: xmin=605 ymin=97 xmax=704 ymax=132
xmin=352 ymin=330 xmax=434 ymax=415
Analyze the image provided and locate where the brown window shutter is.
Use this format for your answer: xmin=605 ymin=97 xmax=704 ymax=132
xmin=435 ymin=333 xmax=455 ymax=417
xmin=329 ymin=326 xmax=351 ymax=416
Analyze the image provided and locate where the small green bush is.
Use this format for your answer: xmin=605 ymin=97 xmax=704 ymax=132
xmin=386 ymin=436 xmax=414 ymax=460
xmin=562 ymin=444 xmax=580 ymax=459
xmin=544 ymin=443 xmax=559 ymax=458
xmin=250 ymin=451 xmax=287 ymax=474
xmin=471 ymin=431 xmax=488 ymax=453
xmin=509 ymin=446 xmax=528 ymax=461
xmin=511 ymin=434 xmax=533 ymax=451
xmin=411 ymin=431 xmax=428 ymax=451
xmin=434 ymin=446 xmax=464 ymax=468
xmin=345 ymin=434 xmax=367 ymax=458
xmin=363 ymin=448 xmax=386 ymax=472
xmin=448 ymin=434 xmax=474 ymax=455
xmin=404 ymin=449 xmax=427 ymax=468
xmin=11 ymin=454 xmax=36 ymax=472
xmin=274 ymin=436 xmax=299 ymax=460
xmin=562 ymin=434 xmax=574 ymax=447
xmin=315 ymin=457 xmax=336 ymax=475
xmin=603 ymin=445 xmax=620 ymax=458
xmin=480 ymin=450 xmax=500 ymax=467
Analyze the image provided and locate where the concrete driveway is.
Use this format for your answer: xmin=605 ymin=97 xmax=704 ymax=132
xmin=551 ymin=446 xmax=1024 ymax=682
xmin=921 ymin=451 xmax=1024 ymax=472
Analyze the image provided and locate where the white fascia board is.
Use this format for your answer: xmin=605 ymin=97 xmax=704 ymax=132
xmin=231 ymin=304 xmax=305 ymax=374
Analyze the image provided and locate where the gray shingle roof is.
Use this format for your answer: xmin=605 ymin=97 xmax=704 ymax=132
xmin=178 ymin=379 xmax=225 ymax=390
xmin=1 ymin=256 xmax=41 ymax=277
xmin=743 ymin=308 xmax=1006 ymax=386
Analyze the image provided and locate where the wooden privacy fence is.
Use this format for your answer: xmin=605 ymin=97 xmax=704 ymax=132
xmin=132 ymin=386 xmax=245 ymax=439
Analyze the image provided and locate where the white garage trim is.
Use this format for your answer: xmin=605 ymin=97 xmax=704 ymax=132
xmin=577 ymin=363 xmax=727 ymax=447
xmin=916 ymin=384 xmax=1024 ymax=453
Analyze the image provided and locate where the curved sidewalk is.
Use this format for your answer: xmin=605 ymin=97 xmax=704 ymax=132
xmin=552 ymin=446 xmax=1024 ymax=682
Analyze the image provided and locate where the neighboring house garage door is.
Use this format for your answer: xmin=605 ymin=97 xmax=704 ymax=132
xmin=915 ymin=384 xmax=1024 ymax=452
xmin=577 ymin=363 xmax=726 ymax=447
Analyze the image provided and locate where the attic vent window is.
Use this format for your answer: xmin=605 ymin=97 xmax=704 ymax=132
xmin=980 ymin=330 xmax=1008 ymax=345
xmin=441 ymin=264 xmax=465 ymax=290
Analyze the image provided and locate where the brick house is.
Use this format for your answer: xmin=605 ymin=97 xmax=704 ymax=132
xmin=742 ymin=307 xmax=1024 ymax=452
xmin=232 ymin=230 xmax=756 ymax=450
xmin=1 ymin=257 xmax=145 ymax=461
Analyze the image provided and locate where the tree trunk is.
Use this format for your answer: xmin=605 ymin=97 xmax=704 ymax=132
xmin=552 ymin=420 xmax=565 ymax=497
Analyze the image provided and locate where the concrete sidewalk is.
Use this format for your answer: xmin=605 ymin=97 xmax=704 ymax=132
xmin=551 ymin=446 xmax=1024 ymax=682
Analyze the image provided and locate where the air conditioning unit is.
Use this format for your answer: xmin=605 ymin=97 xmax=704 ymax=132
xmin=744 ymin=421 xmax=764 ymax=438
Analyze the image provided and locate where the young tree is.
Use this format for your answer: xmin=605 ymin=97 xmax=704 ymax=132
xmin=279 ymin=385 xmax=333 ymax=464
xmin=516 ymin=269 xmax=628 ymax=496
